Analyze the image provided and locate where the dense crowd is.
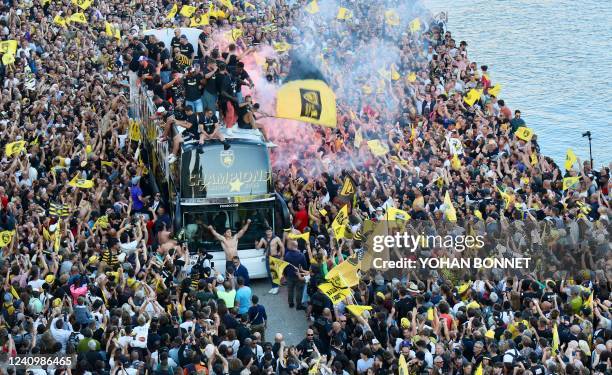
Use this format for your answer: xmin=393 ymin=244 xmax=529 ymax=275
xmin=0 ymin=0 xmax=609 ymax=374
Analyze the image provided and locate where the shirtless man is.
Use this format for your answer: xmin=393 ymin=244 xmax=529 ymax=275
xmin=256 ymin=227 xmax=285 ymax=294
xmin=207 ymin=219 xmax=251 ymax=271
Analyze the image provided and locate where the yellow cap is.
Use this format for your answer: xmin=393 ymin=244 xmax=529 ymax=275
xmin=376 ymin=291 xmax=385 ymax=300
xmin=88 ymin=255 xmax=98 ymax=264
xmin=485 ymin=330 xmax=495 ymax=339
xmin=53 ymin=298 xmax=62 ymax=307
xmin=401 ymin=317 xmax=410 ymax=328
xmin=45 ymin=275 xmax=55 ymax=284
xmin=466 ymin=301 xmax=480 ymax=310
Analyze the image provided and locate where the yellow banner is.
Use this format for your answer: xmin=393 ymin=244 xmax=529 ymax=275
xmin=331 ymin=205 xmax=349 ymax=239
xmin=287 ymin=232 xmax=310 ymax=242
xmin=72 ymin=0 xmax=92 ymax=10
xmin=318 ymin=282 xmax=351 ymax=304
xmin=464 ymin=88 xmax=482 ymax=106
xmin=0 ymin=40 xmax=18 ymax=56
xmin=385 ymin=207 xmax=410 ymax=221
xmin=190 ymin=14 xmax=210 ymax=27
xmin=326 ymin=258 xmax=360 ymax=287
xmin=105 ymin=22 xmax=121 ymax=40
xmin=345 ymin=305 xmax=372 ymax=317
xmin=398 ymin=354 xmax=409 ymax=375
xmin=5 ymin=141 xmax=26 ymax=157
xmin=0 ymin=230 xmax=15 ymax=248
xmin=93 ymin=215 xmax=109 ymax=230
xmin=305 ymin=0 xmax=319 ymax=14
xmin=367 ymin=140 xmax=389 ymax=157
xmin=565 ymin=148 xmax=577 ymax=171
xmin=68 ymin=12 xmax=88 ymax=24
xmin=129 ymin=119 xmax=142 ymax=141
xmin=337 ymin=7 xmax=351 ymax=20
xmin=53 ymin=15 xmax=68 ymax=27
xmin=69 ymin=174 xmax=94 ymax=189
xmin=562 ymin=176 xmax=580 ymax=190
xmin=444 ymin=191 xmax=457 ymax=222
xmin=488 ymin=84 xmax=501 ymax=97
xmin=409 ymin=17 xmax=421 ymax=32
xmin=166 ymin=3 xmax=178 ymax=19
xmin=384 ymin=10 xmax=400 ymax=26
xmin=180 ymin=5 xmax=197 ymax=17
xmin=269 ymin=256 xmax=290 ymax=285
xmin=276 ymin=79 xmax=337 ymax=128
xmin=515 ymin=127 xmax=534 ymax=142
xmin=219 ymin=0 xmax=234 ymax=11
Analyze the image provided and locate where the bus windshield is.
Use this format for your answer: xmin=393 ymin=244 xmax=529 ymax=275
xmin=182 ymin=201 xmax=274 ymax=251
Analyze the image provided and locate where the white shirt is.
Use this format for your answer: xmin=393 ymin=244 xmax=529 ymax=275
xmin=50 ymin=317 xmax=73 ymax=352
xmin=130 ymin=323 xmax=149 ymax=348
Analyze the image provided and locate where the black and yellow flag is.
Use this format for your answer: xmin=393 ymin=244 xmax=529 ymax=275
xmin=338 ymin=175 xmax=357 ymax=209
xmin=49 ymin=202 xmax=71 ymax=218
xmin=268 ymin=257 xmax=290 ymax=285
xmin=276 ymin=79 xmax=337 ymax=128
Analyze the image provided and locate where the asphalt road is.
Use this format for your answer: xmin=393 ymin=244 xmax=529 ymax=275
xmin=251 ymin=279 xmax=309 ymax=345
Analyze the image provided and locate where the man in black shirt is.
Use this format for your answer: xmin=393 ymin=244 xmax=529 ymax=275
xmin=199 ymin=108 xmax=230 ymax=150
xmin=158 ymin=41 xmax=172 ymax=84
xmin=236 ymin=95 xmax=272 ymax=145
xmin=183 ymin=68 xmax=203 ymax=113
xmin=169 ymin=29 xmax=182 ymax=58
xmin=178 ymin=35 xmax=194 ymax=62
xmin=167 ymin=105 xmax=199 ymax=164
xmin=217 ymin=61 xmax=238 ymax=120
xmin=232 ymin=61 xmax=254 ymax=103
xmin=201 ymin=58 xmax=219 ymax=113
xmin=137 ymin=56 xmax=157 ymax=88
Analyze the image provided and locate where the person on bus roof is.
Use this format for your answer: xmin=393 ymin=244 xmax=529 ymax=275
xmin=199 ymin=107 xmax=230 ymax=150
xmin=167 ymin=105 xmax=199 ymax=164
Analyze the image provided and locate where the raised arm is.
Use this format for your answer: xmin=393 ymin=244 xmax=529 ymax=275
xmin=207 ymin=225 xmax=225 ymax=241
xmin=235 ymin=219 xmax=252 ymax=240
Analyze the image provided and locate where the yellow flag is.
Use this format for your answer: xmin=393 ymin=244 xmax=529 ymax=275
xmin=305 ymin=0 xmax=319 ymax=14
xmin=268 ymin=256 xmax=290 ymax=285
xmin=391 ymin=65 xmax=400 ymax=81
xmin=398 ymin=354 xmax=409 ymax=375
xmin=288 ymin=232 xmax=310 ymax=242
xmin=0 ymin=230 xmax=15 ymax=248
xmin=219 ymin=0 xmax=234 ymax=11
xmin=101 ymin=161 xmax=114 ymax=167
xmin=166 ymin=3 xmax=178 ymax=19
xmin=244 ymin=1 xmax=255 ymax=9
xmin=451 ymin=153 xmax=461 ymax=170
xmin=444 ymin=191 xmax=457 ymax=222
xmin=552 ymin=323 xmax=560 ymax=354
xmin=180 ymin=5 xmax=197 ymax=17
xmin=318 ymin=282 xmax=351 ymax=305
xmin=565 ymin=148 xmax=577 ymax=171
xmin=409 ymin=17 xmax=421 ymax=32
xmin=228 ymin=28 xmax=243 ymax=42
xmin=384 ymin=10 xmax=400 ymax=26
xmin=276 ymin=79 xmax=337 ymax=128
xmin=69 ymin=174 xmax=95 ymax=189
xmin=2 ymin=53 xmax=14 ymax=65
xmin=354 ymin=128 xmax=363 ymax=147
xmin=407 ymin=72 xmax=417 ymax=83
xmin=331 ymin=205 xmax=349 ymax=239
xmin=337 ymin=7 xmax=352 ymax=20
xmin=385 ymin=207 xmax=410 ymax=221
xmin=308 ymin=357 xmax=321 ymax=375
xmin=0 ymin=40 xmax=18 ymax=56
xmin=345 ymin=305 xmax=372 ymax=317
xmin=72 ymin=0 xmax=92 ymax=10
xmin=515 ymin=127 xmax=534 ymax=142
xmin=190 ymin=14 xmax=210 ymax=27
xmin=326 ymin=257 xmax=360 ymax=287
xmin=562 ymin=176 xmax=581 ymax=190
xmin=129 ymin=119 xmax=142 ymax=141
xmin=474 ymin=363 xmax=483 ymax=375
xmin=68 ymin=12 xmax=87 ymax=24
xmin=5 ymin=141 xmax=26 ymax=157
xmin=530 ymin=152 xmax=538 ymax=166
xmin=105 ymin=22 xmax=121 ymax=40
xmin=474 ymin=209 xmax=483 ymax=221
xmin=427 ymin=307 xmax=435 ymax=321
xmin=488 ymin=84 xmax=501 ymax=97
xmin=54 ymin=15 xmax=68 ymax=27
xmin=319 ymin=208 xmax=327 ymax=217
xmin=272 ymin=41 xmax=291 ymax=53
xmin=367 ymin=140 xmax=389 ymax=157
xmin=93 ymin=215 xmax=109 ymax=230
xmin=464 ymin=88 xmax=482 ymax=106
